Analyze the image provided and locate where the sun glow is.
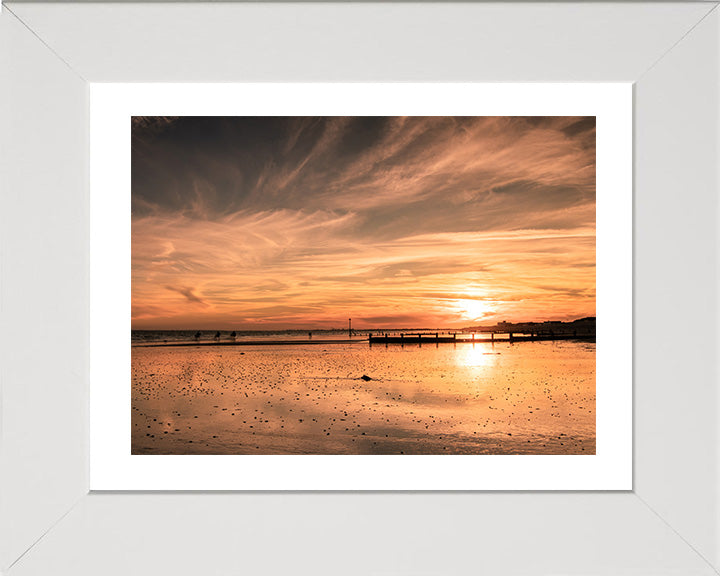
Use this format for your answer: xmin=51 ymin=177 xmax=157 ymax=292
xmin=456 ymin=299 xmax=493 ymax=321
xmin=455 ymin=343 xmax=498 ymax=370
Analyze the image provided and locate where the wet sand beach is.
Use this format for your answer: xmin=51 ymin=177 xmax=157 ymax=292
xmin=132 ymin=340 xmax=595 ymax=455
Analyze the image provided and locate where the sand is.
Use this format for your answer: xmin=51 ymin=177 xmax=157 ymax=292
xmin=132 ymin=340 xmax=595 ymax=455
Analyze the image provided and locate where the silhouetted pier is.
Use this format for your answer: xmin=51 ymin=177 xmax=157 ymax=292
xmin=368 ymin=331 xmax=595 ymax=345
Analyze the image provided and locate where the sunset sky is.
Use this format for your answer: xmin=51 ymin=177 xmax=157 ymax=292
xmin=131 ymin=116 xmax=595 ymax=330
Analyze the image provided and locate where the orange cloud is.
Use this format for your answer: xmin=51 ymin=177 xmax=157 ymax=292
xmin=132 ymin=117 xmax=595 ymax=330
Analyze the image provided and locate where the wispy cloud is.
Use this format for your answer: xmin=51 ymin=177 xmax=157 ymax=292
xmin=165 ymin=285 xmax=207 ymax=305
xmin=132 ymin=116 xmax=595 ymax=329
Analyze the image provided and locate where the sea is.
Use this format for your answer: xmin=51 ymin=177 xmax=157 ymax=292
xmin=132 ymin=328 xmax=513 ymax=344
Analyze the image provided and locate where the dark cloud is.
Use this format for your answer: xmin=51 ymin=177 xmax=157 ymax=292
xmin=165 ymin=285 xmax=207 ymax=305
xmin=132 ymin=116 xmax=179 ymax=135
xmin=561 ymin=117 xmax=596 ymax=137
xmin=131 ymin=116 xmax=596 ymax=233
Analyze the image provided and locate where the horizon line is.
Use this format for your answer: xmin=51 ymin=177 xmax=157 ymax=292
xmin=132 ymin=316 xmax=596 ymax=332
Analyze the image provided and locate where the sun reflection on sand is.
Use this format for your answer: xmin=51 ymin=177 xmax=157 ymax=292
xmin=455 ymin=342 xmax=499 ymax=370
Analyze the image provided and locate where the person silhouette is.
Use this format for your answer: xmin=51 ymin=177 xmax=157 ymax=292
xmin=194 ymin=331 xmax=201 ymax=341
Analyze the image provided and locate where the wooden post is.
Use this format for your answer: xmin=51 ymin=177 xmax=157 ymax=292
xmin=491 ymin=332 xmax=494 ymax=342
xmin=509 ymin=332 xmax=514 ymax=342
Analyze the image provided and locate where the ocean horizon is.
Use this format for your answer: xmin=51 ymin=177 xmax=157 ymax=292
xmin=131 ymin=327 xmax=509 ymax=344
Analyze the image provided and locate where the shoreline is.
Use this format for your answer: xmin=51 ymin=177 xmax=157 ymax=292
xmin=132 ymin=339 xmax=364 ymax=348
xmin=132 ymin=335 xmax=595 ymax=348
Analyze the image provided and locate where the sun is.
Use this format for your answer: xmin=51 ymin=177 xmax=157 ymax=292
xmin=456 ymin=298 xmax=492 ymax=321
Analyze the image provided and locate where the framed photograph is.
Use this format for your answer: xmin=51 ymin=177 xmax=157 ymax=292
xmin=2 ymin=2 xmax=718 ymax=574
xmin=90 ymin=83 xmax=631 ymax=490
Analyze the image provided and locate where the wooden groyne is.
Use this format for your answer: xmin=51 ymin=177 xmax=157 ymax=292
xmin=368 ymin=332 xmax=595 ymax=345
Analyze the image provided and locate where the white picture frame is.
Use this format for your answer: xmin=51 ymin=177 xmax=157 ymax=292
xmin=1 ymin=2 xmax=718 ymax=574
